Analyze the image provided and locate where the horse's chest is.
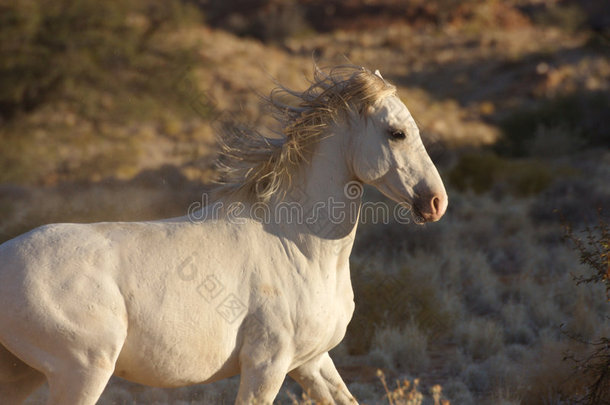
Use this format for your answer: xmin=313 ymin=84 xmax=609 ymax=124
xmin=291 ymin=286 xmax=354 ymax=356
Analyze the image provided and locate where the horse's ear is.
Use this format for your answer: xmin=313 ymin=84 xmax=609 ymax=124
xmin=374 ymin=69 xmax=383 ymax=80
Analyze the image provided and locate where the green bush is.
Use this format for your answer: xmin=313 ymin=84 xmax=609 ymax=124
xmin=199 ymin=0 xmax=311 ymax=43
xmin=0 ymin=0 xmax=207 ymax=184
xmin=0 ymin=0 xmax=201 ymax=121
xmin=449 ymin=152 xmax=553 ymax=197
xmin=495 ymin=91 xmax=610 ymax=157
xmin=346 ymin=265 xmax=454 ymax=356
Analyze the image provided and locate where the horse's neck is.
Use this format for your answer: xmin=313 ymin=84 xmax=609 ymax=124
xmin=270 ymin=126 xmax=360 ymax=263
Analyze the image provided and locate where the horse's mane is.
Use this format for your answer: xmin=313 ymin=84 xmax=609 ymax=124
xmin=212 ymin=65 xmax=396 ymax=202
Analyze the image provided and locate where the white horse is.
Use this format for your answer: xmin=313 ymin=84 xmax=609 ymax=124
xmin=0 ymin=66 xmax=447 ymax=404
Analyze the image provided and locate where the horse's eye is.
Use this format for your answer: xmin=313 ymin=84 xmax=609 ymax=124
xmin=389 ymin=130 xmax=406 ymax=140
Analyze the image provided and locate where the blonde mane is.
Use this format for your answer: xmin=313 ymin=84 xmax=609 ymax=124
xmin=213 ymin=65 xmax=396 ymax=202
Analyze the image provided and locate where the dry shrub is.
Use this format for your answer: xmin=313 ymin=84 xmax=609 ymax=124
xmin=520 ymin=340 xmax=590 ymax=405
xmin=563 ymin=212 xmax=610 ymax=299
xmin=442 ymin=379 xmax=474 ymax=405
xmin=346 ymin=264 xmax=456 ymax=356
xmin=530 ymin=3 xmax=588 ymax=34
xmin=455 ymin=317 xmax=504 ymax=361
xmin=501 ymin=302 xmax=535 ymax=345
xmin=561 ymin=212 xmax=610 ymax=404
xmin=450 ymin=1 xmax=531 ymax=32
xmin=530 ymin=178 xmax=610 ymax=225
xmin=376 ymin=370 xmax=432 ymax=405
xmin=370 ymin=323 xmax=430 ymax=374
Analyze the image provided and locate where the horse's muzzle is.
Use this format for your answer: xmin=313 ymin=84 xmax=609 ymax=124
xmin=416 ymin=193 xmax=448 ymax=222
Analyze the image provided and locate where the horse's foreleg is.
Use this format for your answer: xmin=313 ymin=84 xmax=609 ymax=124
xmin=0 ymin=298 xmax=127 ymax=405
xmin=45 ymin=362 xmax=114 ymax=405
xmin=289 ymin=352 xmax=357 ymax=405
xmin=42 ymin=326 xmax=126 ymax=405
xmin=0 ymin=345 xmax=45 ymax=404
xmin=235 ymin=349 xmax=291 ymax=405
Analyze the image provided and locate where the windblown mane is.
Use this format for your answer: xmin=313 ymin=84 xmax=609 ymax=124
xmin=213 ymin=65 xmax=396 ymax=202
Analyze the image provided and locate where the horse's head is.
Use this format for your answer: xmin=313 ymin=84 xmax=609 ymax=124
xmin=349 ymin=73 xmax=447 ymax=222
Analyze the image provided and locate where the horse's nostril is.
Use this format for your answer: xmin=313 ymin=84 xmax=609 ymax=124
xmin=431 ymin=196 xmax=440 ymax=214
